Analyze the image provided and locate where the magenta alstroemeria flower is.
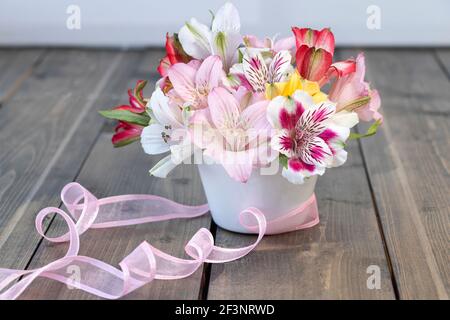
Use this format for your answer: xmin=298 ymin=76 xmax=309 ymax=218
xmin=329 ymin=53 xmax=382 ymax=122
xmin=167 ymin=55 xmax=225 ymax=109
xmin=267 ymin=90 xmax=358 ymax=184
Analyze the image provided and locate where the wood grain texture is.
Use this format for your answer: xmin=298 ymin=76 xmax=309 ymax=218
xmin=0 ymin=49 xmax=155 ymax=272
xmin=20 ymin=133 xmax=209 ymax=300
xmin=347 ymin=49 xmax=450 ymax=299
xmin=0 ymin=49 xmax=45 ymax=104
xmin=436 ymin=49 xmax=450 ymax=78
xmin=207 ymin=142 xmax=396 ymax=299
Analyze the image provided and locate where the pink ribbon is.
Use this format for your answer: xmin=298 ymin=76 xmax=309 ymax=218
xmin=0 ymin=182 xmax=319 ymax=300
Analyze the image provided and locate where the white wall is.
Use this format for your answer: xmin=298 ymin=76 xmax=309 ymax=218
xmin=0 ymin=0 xmax=449 ymax=47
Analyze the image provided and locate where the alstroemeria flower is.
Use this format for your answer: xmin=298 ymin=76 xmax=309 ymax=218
xmin=292 ymin=27 xmax=355 ymax=85
xmin=267 ymin=90 xmax=358 ymax=184
xmin=101 ymin=80 xmax=150 ymax=147
xmin=113 ymin=121 xmax=144 ymax=147
xmin=265 ymin=70 xmax=327 ymax=103
xmin=157 ymin=33 xmax=191 ymax=77
xmin=190 ymin=87 xmax=275 ymax=182
xmin=114 ymin=80 xmax=147 ymax=113
xmin=329 ymin=53 xmax=382 ymax=122
xmin=243 ymin=34 xmax=296 ymax=55
xmin=167 ymin=55 xmax=225 ymax=110
xmin=178 ymin=2 xmax=242 ymax=71
xmin=229 ymin=50 xmax=293 ymax=94
xmin=141 ymin=87 xmax=193 ymax=178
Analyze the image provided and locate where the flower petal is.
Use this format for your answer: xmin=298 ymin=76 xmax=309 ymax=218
xmin=315 ymin=28 xmax=335 ymax=55
xmin=292 ymin=27 xmax=318 ymax=48
xmin=167 ymin=62 xmax=197 ymax=105
xmin=292 ymin=90 xmax=315 ymax=110
xmin=299 ymin=100 xmax=336 ymax=136
xmin=212 ymin=2 xmax=241 ymax=33
xmin=148 ymin=87 xmax=183 ymax=127
xmin=273 ymin=36 xmax=296 ymax=53
xmin=240 ymin=100 xmax=270 ymax=130
xmin=207 ymin=87 xmax=240 ymax=130
xmin=220 ymin=150 xmax=254 ymax=183
xmin=331 ymin=110 xmax=359 ymax=128
xmin=301 ymin=136 xmax=332 ymax=166
xmin=271 ymin=129 xmax=295 ymax=157
xmin=268 ymin=50 xmax=292 ymax=83
xmin=282 ymin=158 xmax=325 ymax=184
xmin=296 ymin=46 xmax=333 ymax=82
xmin=242 ymin=51 xmax=268 ymax=92
xmin=157 ymin=56 xmax=171 ymax=77
xmin=330 ymin=59 xmax=356 ymax=78
xmin=266 ymin=96 xmax=296 ymax=129
xmin=178 ymin=18 xmax=212 ymax=59
xmin=140 ymin=123 xmax=171 ymax=155
xmin=356 ymin=89 xmax=383 ymax=122
xmin=149 ymin=154 xmax=179 ymax=178
xmin=112 ymin=122 xmax=142 ymax=147
xmin=212 ymin=30 xmax=242 ymax=71
xmin=195 ymin=55 xmax=224 ymax=90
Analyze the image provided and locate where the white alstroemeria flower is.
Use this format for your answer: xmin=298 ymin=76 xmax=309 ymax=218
xmin=267 ymin=91 xmax=359 ymax=184
xmin=140 ymin=86 xmax=194 ymax=178
xmin=178 ymin=2 xmax=242 ymax=71
xmin=229 ymin=50 xmax=293 ymax=93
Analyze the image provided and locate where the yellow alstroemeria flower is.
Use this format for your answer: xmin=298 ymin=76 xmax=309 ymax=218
xmin=265 ymin=70 xmax=328 ymax=103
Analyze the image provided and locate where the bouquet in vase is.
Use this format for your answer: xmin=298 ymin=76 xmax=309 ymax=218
xmin=100 ymin=2 xmax=382 ymax=232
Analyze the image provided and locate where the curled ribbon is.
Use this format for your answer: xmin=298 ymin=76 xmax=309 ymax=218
xmin=0 ymin=182 xmax=319 ymax=300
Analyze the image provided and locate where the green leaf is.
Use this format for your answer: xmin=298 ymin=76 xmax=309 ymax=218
xmin=279 ymin=154 xmax=289 ymax=169
xmin=99 ymin=109 xmax=150 ymax=126
xmin=349 ymin=120 xmax=381 ymax=140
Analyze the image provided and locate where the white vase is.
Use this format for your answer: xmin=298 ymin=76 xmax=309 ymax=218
xmin=197 ymin=164 xmax=318 ymax=234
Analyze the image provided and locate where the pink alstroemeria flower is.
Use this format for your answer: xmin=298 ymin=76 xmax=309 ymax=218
xmin=292 ymin=27 xmax=356 ymax=85
xmin=167 ymin=55 xmax=225 ymax=109
xmin=243 ymin=34 xmax=296 ymax=54
xmin=267 ymin=90 xmax=358 ymax=184
xmin=191 ymin=87 xmax=274 ymax=182
xmin=329 ymin=53 xmax=383 ymax=122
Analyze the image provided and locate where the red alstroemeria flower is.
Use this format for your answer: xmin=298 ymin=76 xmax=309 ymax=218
xmin=112 ymin=121 xmax=144 ymax=147
xmin=99 ymin=80 xmax=150 ymax=147
xmin=292 ymin=27 xmax=356 ymax=85
xmin=157 ymin=33 xmax=191 ymax=77
xmin=114 ymin=80 xmax=147 ymax=113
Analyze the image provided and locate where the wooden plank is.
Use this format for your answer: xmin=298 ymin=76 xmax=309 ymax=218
xmin=349 ymin=49 xmax=450 ymax=299
xmin=207 ymin=141 xmax=396 ymax=299
xmin=0 ymin=49 xmax=45 ymax=104
xmin=21 ymin=132 xmax=209 ymax=299
xmin=0 ymin=49 xmax=154 ymax=272
xmin=436 ymin=49 xmax=450 ymax=78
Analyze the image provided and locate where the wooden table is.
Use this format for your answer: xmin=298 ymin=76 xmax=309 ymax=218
xmin=0 ymin=48 xmax=448 ymax=300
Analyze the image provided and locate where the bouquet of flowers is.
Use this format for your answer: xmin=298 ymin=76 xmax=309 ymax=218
xmin=100 ymin=2 xmax=382 ymax=185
